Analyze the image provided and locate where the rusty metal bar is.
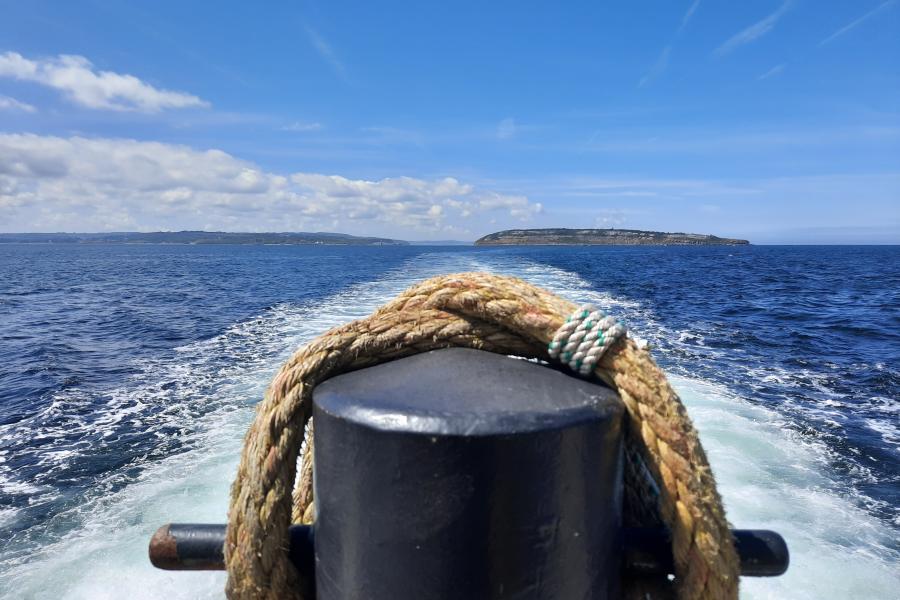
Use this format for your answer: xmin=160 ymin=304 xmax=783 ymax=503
xmin=149 ymin=523 xmax=315 ymax=572
xmin=149 ymin=524 xmax=787 ymax=577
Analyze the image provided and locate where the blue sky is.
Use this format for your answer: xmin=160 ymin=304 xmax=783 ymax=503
xmin=1 ymin=1 xmax=898 ymax=242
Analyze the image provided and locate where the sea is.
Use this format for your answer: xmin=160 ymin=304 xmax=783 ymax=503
xmin=0 ymin=243 xmax=897 ymax=599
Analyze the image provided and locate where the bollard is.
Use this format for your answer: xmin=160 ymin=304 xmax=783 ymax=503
xmin=312 ymin=348 xmax=625 ymax=599
xmin=150 ymin=347 xmax=790 ymax=596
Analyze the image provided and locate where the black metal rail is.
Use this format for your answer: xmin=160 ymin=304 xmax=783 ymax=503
xmin=150 ymin=523 xmax=789 ymax=577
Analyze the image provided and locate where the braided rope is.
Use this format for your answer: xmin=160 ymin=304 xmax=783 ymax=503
xmin=549 ymin=303 xmax=627 ymax=375
xmin=225 ymin=273 xmax=739 ymax=599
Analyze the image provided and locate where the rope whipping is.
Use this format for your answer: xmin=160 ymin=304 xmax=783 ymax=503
xmin=224 ymin=272 xmax=739 ymax=600
xmin=549 ymin=304 xmax=627 ymax=375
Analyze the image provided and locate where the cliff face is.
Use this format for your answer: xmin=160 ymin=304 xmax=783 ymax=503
xmin=474 ymin=228 xmax=749 ymax=246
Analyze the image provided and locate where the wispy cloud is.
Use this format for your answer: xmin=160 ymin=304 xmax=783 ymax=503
xmin=0 ymin=52 xmax=208 ymax=112
xmin=714 ymin=1 xmax=793 ymax=57
xmin=360 ymin=126 xmax=425 ymax=145
xmin=593 ymin=207 xmax=648 ymax=228
xmin=641 ymin=2 xmax=700 ymax=89
xmin=303 ymin=26 xmax=348 ymax=82
xmin=639 ymin=46 xmax=672 ymax=88
xmin=281 ymin=121 xmax=323 ymax=132
xmin=679 ymin=0 xmax=702 ymax=33
xmin=820 ymin=0 xmax=897 ymax=46
xmin=543 ymin=177 xmax=761 ymax=200
xmin=497 ymin=117 xmax=517 ymax=140
xmin=758 ymin=63 xmax=787 ymax=80
xmin=0 ymin=94 xmax=36 ymax=113
xmin=583 ymin=125 xmax=900 ymax=153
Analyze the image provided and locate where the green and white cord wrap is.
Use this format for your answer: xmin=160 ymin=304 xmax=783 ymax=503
xmin=548 ymin=304 xmax=627 ymax=375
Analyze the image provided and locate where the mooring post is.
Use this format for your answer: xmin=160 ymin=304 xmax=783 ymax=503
xmin=149 ymin=347 xmax=789 ymax=596
xmin=312 ymin=348 xmax=625 ymax=599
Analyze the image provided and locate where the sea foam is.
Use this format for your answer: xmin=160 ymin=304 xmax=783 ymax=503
xmin=2 ymin=253 xmax=897 ymax=599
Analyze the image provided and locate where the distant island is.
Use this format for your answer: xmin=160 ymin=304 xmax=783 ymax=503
xmin=0 ymin=231 xmax=408 ymax=246
xmin=475 ymin=228 xmax=749 ymax=246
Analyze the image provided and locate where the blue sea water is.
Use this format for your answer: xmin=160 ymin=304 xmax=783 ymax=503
xmin=0 ymin=243 xmax=898 ymax=599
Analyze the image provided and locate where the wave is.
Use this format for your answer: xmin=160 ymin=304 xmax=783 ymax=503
xmin=2 ymin=253 xmax=897 ymax=599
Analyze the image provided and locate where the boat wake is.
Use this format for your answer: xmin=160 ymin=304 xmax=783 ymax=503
xmin=1 ymin=252 xmax=897 ymax=599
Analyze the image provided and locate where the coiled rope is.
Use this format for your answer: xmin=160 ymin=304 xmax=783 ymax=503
xmin=224 ymin=272 xmax=739 ymax=599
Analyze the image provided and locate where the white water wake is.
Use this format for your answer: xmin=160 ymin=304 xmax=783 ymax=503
xmin=2 ymin=253 xmax=897 ymax=599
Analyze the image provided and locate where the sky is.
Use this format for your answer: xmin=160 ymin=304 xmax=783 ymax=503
xmin=0 ymin=0 xmax=898 ymax=243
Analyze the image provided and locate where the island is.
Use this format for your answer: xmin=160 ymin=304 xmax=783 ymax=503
xmin=474 ymin=228 xmax=748 ymax=246
xmin=0 ymin=231 xmax=408 ymax=246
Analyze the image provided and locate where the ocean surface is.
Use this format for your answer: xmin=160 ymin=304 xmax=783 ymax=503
xmin=0 ymin=243 xmax=898 ymax=599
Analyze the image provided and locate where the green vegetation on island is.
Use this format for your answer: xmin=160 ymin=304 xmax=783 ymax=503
xmin=474 ymin=228 xmax=749 ymax=246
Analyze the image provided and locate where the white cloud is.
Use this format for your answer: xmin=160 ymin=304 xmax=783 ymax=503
xmin=281 ymin=121 xmax=323 ymax=132
xmin=476 ymin=191 xmax=541 ymax=218
xmin=360 ymin=126 xmax=424 ymax=145
xmin=679 ymin=0 xmax=702 ymax=32
xmin=0 ymin=94 xmax=36 ymax=113
xmin=0 ymin=134 xmax=541 ymax=234
xmin=540 ymin=177 xmax=761 ymax=200
xmin=497 ymin=118 xmax=517 ymax=140
xmin=584 ymin=125 xmax=900 ymax=153
xmin=594 ymin=208 xmax=632 ymax=228
xmin=0 ymin=52 xmax=208 ymax=112
xmin=303 ymin=26 xmax=348 ymax=82
xmin=758 ymin=63 xmax=786 ymax=80
xmin=714 ymin=1 xmax=793 ymax=57
xmin=820 ymin=0 xmax=896 ymax=46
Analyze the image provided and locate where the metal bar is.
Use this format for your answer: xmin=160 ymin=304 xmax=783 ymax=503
xmin=623 ymin=528 xmax=790 ymax=577
xmin=149 ymin=523 xmax=314 ymax=572
xmin=732 ymin=529 xmax=791 ymax=577
xmin=149 ymin=524 xmax=788 ymax=577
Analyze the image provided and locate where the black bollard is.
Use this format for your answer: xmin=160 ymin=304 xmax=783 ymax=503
xmin=312 ymin=348 xmax=625 ymax=600
xmin=149 ymin=347 xmax=791 ymax=595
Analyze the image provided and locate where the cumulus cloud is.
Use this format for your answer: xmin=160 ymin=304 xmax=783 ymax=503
xmin=0 ymin=52 xmax=208 ymax=112
xmin=714 ymin=1 xmax=792 ymax=57
xmin=0 ymin=134 xmax=541 ymax=234
xmin=0 ymin=94 xmax=36 ymax=113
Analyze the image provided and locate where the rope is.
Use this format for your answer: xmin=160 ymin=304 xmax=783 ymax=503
xmin=224 ymin=273 xmax=739 ymax=599
xmin=549 ymin=303 xmax=627 ymax=375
